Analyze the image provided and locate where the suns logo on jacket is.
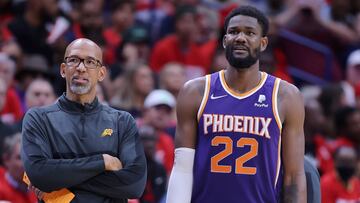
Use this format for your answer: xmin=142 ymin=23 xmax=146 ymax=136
xmin=101 ymin=128 xmax=113 ymax=137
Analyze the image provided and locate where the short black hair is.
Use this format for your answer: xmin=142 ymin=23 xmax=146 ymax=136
xmin=224 ymin=5 xmax=269 ymax=36
xmin=334 ymin=106 xmax=358 ymax=134
xmin=110 ymin=0 xmax=134 ymax=12
xmin=174 ymin=4 xmax=197 ymax=22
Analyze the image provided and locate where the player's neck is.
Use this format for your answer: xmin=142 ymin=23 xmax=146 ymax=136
xmin=224 ymin=64 xmax=261 ymax=94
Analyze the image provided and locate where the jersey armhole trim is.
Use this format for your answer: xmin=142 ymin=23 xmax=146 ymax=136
xmin=273 ymin=78 xmax=282 ymax=188
xmin=272 ymin=78 xmax=282 ymax=131
xmin=197 ymin=75 xmax=211 ymax=121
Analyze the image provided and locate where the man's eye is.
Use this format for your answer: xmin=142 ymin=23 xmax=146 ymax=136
xmin=86 ymin=59 xmax=96 ymax=65
xmin=68 ymin=58 xmax=79 ymax=63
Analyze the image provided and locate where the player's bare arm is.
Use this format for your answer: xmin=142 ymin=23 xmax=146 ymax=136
xmin=278 ymin=80 xmax=307 ymax=203
xmin=166 ymin=76 xmax=205 ymax=203
xmin=174 ymin=77 xmax=206 ymax=148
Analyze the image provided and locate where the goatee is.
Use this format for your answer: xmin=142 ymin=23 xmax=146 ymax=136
xmin=225 ymin=45 xmax=260 ymax=69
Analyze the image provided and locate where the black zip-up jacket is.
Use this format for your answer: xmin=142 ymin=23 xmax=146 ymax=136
xmin=21 ymin=95 xmax=147 ymax=203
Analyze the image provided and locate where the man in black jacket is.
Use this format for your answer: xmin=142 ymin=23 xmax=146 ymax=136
xmin=21 ymin=38 xmax=147 ymax=203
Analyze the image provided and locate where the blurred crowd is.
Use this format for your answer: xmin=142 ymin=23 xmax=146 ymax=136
xmin=0 ymin=0 xmax=360 ymax=202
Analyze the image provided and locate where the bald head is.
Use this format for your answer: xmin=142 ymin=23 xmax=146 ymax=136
xmin=65 ymin=38 xmax=103 ymax=62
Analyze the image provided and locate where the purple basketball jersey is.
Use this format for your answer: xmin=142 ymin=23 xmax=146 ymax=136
xmin=192 ymin=70 xmax=283 ymax=203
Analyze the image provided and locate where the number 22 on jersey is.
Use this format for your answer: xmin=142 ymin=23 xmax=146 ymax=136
xmin=211 ymin=136 xmax=258 ymax=175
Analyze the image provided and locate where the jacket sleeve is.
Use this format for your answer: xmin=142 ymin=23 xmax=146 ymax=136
xmin=70 ymin=113 xmax=147 ymax=199
xmin=21 ymin=109 xmax=105 ymax=192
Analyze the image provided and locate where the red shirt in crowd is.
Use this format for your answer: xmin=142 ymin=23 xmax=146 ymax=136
xmin=0 ymin=87 xmax=23 ymax=124
xmin=150 ymin=34 xmax=214 ymax=75
xmin=321 ymin=170 xmax=360 ymax=203
xmin=314 ymin=135 xmax=355 ymax=174
xmin=0 ymin=167 xmax=37 ymax=203
xmin=155 ymin=131 xmax=174 ymax=175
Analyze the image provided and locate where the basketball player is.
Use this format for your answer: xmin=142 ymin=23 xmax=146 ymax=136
xmin=166 ymin=6 xmax=306 ymax=203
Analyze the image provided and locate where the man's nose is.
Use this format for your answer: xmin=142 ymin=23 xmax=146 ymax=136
xmin=76 ymin=61 xmax=87 ymax=71
xmin=234 ymin=32 xmax=246 ymax=42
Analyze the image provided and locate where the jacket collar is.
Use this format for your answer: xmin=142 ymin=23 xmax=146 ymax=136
xmin=58 ymin=93 xmax=101 ymax=113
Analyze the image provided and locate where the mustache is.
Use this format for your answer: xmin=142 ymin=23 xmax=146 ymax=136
xmin=71 ymin=76 xmax=89 ymax=81
xmin=232 ymin=45 xmax=249 ymax=51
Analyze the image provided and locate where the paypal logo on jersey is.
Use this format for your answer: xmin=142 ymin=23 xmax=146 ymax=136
xmin=254 ymin=94 xmax=268 ymax=108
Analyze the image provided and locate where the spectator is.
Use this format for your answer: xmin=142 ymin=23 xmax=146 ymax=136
xmin=0 ymin=40 xmax=22 ymax=66
xmin=25 ymin=79 xmax=56 ymax=111
xmin=103 ymin=0 xmax=136 ymax=65
xmin=15 ymin=54 xmax=53 ymax=112
xmin=139 ymin=89 xmax=176 ymax=175
xmin=104 ymin=26 xmax=151 ymax=102
xmin=318 ymin=83 xmax=347 ymax=138
xmin=304 ymin=100 xmax=327 ymax=160
xmin=65 ymin=0 xmax=105 ymax=45
xmin=110 ymin=63 xmax=154 ymax=118
xmin=317 ymin=106 xmax=360 ymax=175
xmin=0 ymin=78 xmax=16 ymax=167
xmin=260 ymin=48 xmax=294 ymax=83
xmin=270 ymin=0 xmax=344 ymax=80
xmin=159 ymin=62 xmax=187 ymax=98
xmin=12 ymin=78 xmax=56 ymax=132
xmin=321 ymin=146 xmax=360 ymax=203
xmin=196 ymin=5 xmax=219 ymax=44
xmin=301 ymin=85 xmax=334 ymax=175
xmin=320 ymin=0 xmax=360 ymax=44
xmin=134 ymin=0 xmax=176 ymax=44
xmin=105 ymin=63 xmax=126 ymax=104
xmin=201 ymin=0 xmax=240 ymax=29
xmin=149 ymin=5 xmax=214 ymax=78
xmin=334 ymin=106 xmax=360 ymax=147
xmin=116 ymin=26 xmax=151 ymax=67
xmin=345 ymin=49 xmax=360 ymax=90
xmin=138 ymin=125 xmax=167 ymax=203
xmin=0 ymin=53 xmax=23 ymax=124
xmin=0 ymin=133 xmax=37 ymax=203
xmin=6 ymin=0 xmax=60 ymax=65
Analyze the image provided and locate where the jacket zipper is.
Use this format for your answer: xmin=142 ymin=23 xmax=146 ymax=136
xmin=80 ymin=113 xmax=85 ymax=139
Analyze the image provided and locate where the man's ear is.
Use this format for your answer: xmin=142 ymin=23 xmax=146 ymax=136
xmin=60 ymin=63 xmax=66 ymax=78
xmin=222 ymin=34 xmax=227 ymax=49
xmin=98 ymin=66 xmax=106 ymax=82
xmin=260 ymin=36 xmax=268 ymax=52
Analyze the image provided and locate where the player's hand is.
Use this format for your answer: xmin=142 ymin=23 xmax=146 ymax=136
xmin=29 ymin=184 xmax=45 ymax=200
xmin=103 ymin=154 xmax=123 ymax=171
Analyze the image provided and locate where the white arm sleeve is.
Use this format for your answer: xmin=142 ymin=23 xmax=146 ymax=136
xmin=166 ymin=147 xmax=195 ymax=203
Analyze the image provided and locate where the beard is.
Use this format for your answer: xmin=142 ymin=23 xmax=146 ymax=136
xmin=70 ymin=81 xmax=91 ymax=95
xmin=225 ymin=45 xmax=260 ymax=69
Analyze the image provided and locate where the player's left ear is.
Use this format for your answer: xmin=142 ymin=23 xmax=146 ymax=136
xmin=98 ymin=66 xmax=106 ymax=82
xmin=222 ymin=35 xmax=227 ymax=49
xmin=260 ymin=36 xmax=268 ymax=52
